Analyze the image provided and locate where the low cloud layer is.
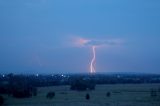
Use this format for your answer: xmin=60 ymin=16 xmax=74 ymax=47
xmin=72 ymin=36 xmax=124 ymax=48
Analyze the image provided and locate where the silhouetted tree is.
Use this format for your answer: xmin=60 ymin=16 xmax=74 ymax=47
xmin=106 ymin=92 xmax=111 ymax=97
xmin=12 ymin=89 xmax=32 ymax=98
xmin=85 ymin=93 xmax=90 ymax=100
xmin=0 ymin=95 xmax=4 ymax=106
xmin=150 ymin=89 xmax=157 ymax=97
xmin=70 ymin=78 xmax=96 ymax=91
xmin=31 ymin=87 xmax=37 ymax=96
xmin=46 ymin=92 xmax=55 ymax=99
xmin=158 ymin=87 xmax=160 ymax=97
xmin=158 ymin=87 xmax=160 ymax=92
xmin=70 ymin=79 xmax=87 ymax=91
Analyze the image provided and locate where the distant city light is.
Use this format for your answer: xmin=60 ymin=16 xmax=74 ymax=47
xmin=2 ymin=75 xmax=5 ymax=77
xmin=36 ymin=74 xmax=39 ymax=77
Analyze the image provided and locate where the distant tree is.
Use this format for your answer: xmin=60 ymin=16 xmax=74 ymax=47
xmin=87 ymin=80 xmax=96 ymax=90
xmin=106 ymin=92 xmax=111 ymax=97
xmin=158 ymin=87 xmax=160 ymax=92
xmin=12 ymin=89 xmax=32 ymax=98
xmin=0 ymin=95 xmax=4 ymax=105
xmin=0 ymin=86 xmax=8 ymax=94
xmin=70 ymin=78 xmax=96 ymax=91
xmin=85 ymin=93 xmax=90 ymax=100
xmin=158 ymin=87 xmax=160 ymax=97
xmin=32 ymin=87 xmax=37 ymax=96
xmin=46 ymin=92 xmax=55 ymax=99
xmin=150 ymin=89 xmax=157 ymax=97
xmin=70 ymin=79 xmax=87 ymax=91
xmin=7 ymin=73 xmax=14 ymax=78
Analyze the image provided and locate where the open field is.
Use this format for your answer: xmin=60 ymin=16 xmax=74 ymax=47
xmin=3 ymin=84 xmax=160 ymax=106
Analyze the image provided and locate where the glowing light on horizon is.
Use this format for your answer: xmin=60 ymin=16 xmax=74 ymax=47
xmin=90 ymin=46 xmax=96 ymax=73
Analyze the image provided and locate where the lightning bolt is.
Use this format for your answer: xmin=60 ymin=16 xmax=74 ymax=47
xmin=90 ymin=46 xmax=96 ymax=73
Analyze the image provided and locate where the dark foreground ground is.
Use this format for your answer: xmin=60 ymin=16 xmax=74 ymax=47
xmin=3 ymin=83 xmax=160 ymax=106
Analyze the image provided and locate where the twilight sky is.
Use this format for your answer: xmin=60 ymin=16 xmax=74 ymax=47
xmin=0 ymin=0 xmax=160 ymax=74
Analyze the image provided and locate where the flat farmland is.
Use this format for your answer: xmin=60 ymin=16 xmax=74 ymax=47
xmin=3 ymin=84 xmax=160 ymax=106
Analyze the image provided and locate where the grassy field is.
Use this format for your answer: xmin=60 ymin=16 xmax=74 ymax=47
xmin=3 ymin=84 xmax=160 ymax=106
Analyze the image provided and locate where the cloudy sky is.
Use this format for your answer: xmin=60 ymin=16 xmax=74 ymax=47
xmin=0 ymin=0 xmax=160 ymax=74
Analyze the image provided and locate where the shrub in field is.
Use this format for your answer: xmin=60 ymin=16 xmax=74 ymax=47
xmin=85 ymin=93 xmax=90 ymax=100
xmin=0 ymin=95 xmax=4 ymax=105
xmin=106 ymin=92 xmax=111 ymax=97
xmin=46 ymin=92 xmax=55 ymax=99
